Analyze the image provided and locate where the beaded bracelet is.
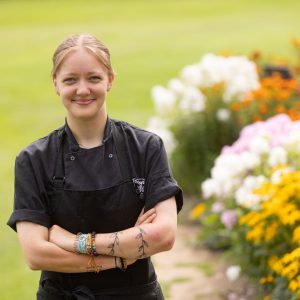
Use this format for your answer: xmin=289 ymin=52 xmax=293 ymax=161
xmin=75 ymin=232 xmax=97 ymax=256
xmin=74 ymin=232 xmax=81 ymax=254
xmin=77 ymin=233 xmax=88 ymax=254
xmin=119 ymin=257 xmax=127 ymax=272
xmin=86 ymin=233 xmax=92 ymax=256
xmin=91 ymin=232 xmax=97 ymax=256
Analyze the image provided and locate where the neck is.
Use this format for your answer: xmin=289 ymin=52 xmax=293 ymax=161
xmin=66 ymin=112 xmax=108 ymax=149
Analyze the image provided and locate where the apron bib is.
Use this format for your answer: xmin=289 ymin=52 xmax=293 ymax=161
xmin=37 ymin=121 xmax=164 ymax=300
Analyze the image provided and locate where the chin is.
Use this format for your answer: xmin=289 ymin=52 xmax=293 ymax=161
xmin=69 ymin=109 xmax=103 ymax=121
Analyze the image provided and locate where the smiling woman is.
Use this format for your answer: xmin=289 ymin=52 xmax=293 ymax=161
xmin=53 ymin=46 xmax=114 ymax=145
xmin=7 ymin=34 xmax=183 ymax=300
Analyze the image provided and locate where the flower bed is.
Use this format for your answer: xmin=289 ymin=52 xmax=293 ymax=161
xmin=148 ymin=42 xmax=300 ymax=194
xmin=148 ymin=39 xmax=300 ymax=298
xmin=194 ymin=114 xmax=300 ymax=299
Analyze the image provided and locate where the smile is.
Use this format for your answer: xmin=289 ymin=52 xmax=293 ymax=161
xmin=73 ymin=99 xmax=95 ymax=105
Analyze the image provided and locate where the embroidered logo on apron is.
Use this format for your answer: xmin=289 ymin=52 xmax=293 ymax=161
xmin=132 ymin=178 xmax=145 ymax=200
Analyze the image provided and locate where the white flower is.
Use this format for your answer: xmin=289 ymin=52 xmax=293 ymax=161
xmin=239 ymin=152 xmax=260 ymax=170
xmin=249 ymin=136 xmax=270 ymax=155
xmin=268 ymin=147 xmax=287 ymax=167
xmin=271 ymin=167 xmax=293 ymax=184
xmin=197 ymin=53 xmax=227 ymax=87
xmin=216 ymin=108 xmax=231 ymax=122
xmin=201 ymin=178 xmax=221 ymax=199
xmin=179 ymin=86 xmax=206 ymax=112
xmin=167 ymin=78 xmax=185 ymax=95
xmin=235 ymin=175 xmax=267 ymax=208
xmin=181 ymin=64 xmax=203 ymax=86
xmin=151 ymin=85 xmax=176 ymax=115
xmin=211 ymin=165 xmax=230 ymax=184
xmin=283 ymin=131 xmax=300 ymax=152
xmin=222 ymin=56 xmax=259 ymax=102
xmin=226 ymin=265 xmax=241 ymax=282
xmin=146 ymin=117 xmax=176 ymax=154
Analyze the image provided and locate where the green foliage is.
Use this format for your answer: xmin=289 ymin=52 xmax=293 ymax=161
xmin=171 ymin=107 xmax=240 ymax=194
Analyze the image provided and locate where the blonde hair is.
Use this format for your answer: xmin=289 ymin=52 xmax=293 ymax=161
xmin=52 ymin=34 xmax=114 ymax=77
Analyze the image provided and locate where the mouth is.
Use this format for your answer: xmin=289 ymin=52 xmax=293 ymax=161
xmin=72 ymin=99 xmax=95 ymax=105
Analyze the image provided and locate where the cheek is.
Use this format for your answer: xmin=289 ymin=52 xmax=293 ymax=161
xmin=60 ymin=86 xmax=75 ymax=98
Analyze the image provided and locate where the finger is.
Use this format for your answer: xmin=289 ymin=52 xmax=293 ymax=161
xmin=138 ymin=207 xmax=145 ymax=218
xmin=135 ymin=208 xmax=156 ymax=226
xmin=143 ymin=208 xmax=156 ymax=218
xmin=140 ymin=213 xmax=156 ymax=225
xmin=138 ymin=208 xmax=156 ymax=224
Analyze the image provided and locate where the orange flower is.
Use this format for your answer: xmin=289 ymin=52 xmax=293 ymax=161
xmin=249 ymin=50 xmax=262 ymax=61
xmin=253 ymin=115 xmax=262 ymax=122
xmin=231 ymin=102 xmax=241 ymax=112
xmin=275 ymin=105 xmax=286 ymax=114
xmin=276 ymin=90 xmax=291 ymax=101
xmin=288 ymin=110 xmax=300 ymax=121
xmin=291 ymin=37 xmax=300 ymax=48
xmin=259 ymin=104 xmax=268 ymax=114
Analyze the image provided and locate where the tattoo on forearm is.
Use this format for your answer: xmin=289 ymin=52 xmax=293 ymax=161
xmin=108 ymin=232 xmax=120 ymax=256
xmin=136 ymin=227 xmax=148 ymax=258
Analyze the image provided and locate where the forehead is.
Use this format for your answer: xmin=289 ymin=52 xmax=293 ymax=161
xmin=57 ymin=47 xmax=107 ymax=76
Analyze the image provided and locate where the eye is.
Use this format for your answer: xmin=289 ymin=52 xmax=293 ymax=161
xmin=63 ymin=78 xmax=76 ymax=84
xmin=89 ymin=76 xmax=102 ymax=82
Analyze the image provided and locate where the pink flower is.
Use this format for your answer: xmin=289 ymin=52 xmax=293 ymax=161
xmin=221 ymin=210 xmax=238 ymax=230
xmin=212 ymin=202 xmax=224 ymax=213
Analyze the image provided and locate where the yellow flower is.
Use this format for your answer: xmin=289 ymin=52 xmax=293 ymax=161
xmin=289 ymin=279 xmax=299 ymax=292
xmin=190 ymin=203 xmax=206 ymax=220
xmin=281 ymin=261 xmax=299 ymax=278
xmin=293 ymin=227 xmax=300 ymax=244
xmin=260 ymin=276 xmax=274 ymax=284
xmin=246 ymin=224 xmax=264 ymax=243
xmin=289 ymin=275 xmax=300 ymax=292
xmin=265 ymin=222 xmax=278 ymax=242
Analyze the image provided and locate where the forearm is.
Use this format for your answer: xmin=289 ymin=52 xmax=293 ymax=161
xmin=28 ymin=240 xmax=114 ymax=273
xmin=95 ymin=198 xmax=178 ymax=259
xmin=48 ymin=198 xmax=178 ymax=260
xmin=95 ymin=222 xmax=175 ymax=259
xmin=16 ymin=221 xmax=116 ymax=273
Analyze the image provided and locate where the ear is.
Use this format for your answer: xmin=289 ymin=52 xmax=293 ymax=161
xmin=107 ymin=73 xmax=115 ymax=92
xmin=53 ymin=77 xmax=60 ymax=96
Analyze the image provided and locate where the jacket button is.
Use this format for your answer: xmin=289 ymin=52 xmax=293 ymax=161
xmin=70 ymin=155 xmax=76 ymax=161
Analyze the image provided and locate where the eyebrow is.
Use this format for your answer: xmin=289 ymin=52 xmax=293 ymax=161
xmin=61 ymin=71 xmax=105 ymax=77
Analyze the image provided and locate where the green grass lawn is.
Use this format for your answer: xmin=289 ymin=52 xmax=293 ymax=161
xmin=1 ymin=0 xmax=300 ymax=298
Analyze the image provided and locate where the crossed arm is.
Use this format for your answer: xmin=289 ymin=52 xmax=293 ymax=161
xmin=16 ymin=197 xmax=177 ymax=273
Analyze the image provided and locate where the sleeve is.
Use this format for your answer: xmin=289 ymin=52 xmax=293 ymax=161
xmin=144 ymin=135 xmax=183 ymax=213
xmin=7 ymin=153 xmax=51 ymax=232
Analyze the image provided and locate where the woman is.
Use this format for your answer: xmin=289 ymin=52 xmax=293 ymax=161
xmin=7 ymin=33 xmax=183 ymax=300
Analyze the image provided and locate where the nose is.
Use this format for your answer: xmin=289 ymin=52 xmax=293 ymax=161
xmin=76 ymin=79 xmax=90 ymax=95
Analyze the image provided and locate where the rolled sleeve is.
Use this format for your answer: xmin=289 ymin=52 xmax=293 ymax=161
xmin=7 ymin=153 xmax=50 ymax=232
xmin=7 ymin=209 xmax=51 ymax=232
xmin=146 ymin=171 xmax=183 ymax=213
xmin=145 ymin=136 xmax=183 ymax=213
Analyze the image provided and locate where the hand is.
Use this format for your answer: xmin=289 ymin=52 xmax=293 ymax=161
xmin=49 ymin=224 xmax=75 ymax=252
xmin=135 ymin=208 xmax=156 ymax=226
xmin=126 ymin=257 xmax=138 ymax=266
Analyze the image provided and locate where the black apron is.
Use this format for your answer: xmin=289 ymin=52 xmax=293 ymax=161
xmin=37 ymin=121 xmax=164 ymax=300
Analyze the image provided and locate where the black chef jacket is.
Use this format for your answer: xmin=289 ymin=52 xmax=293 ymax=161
xmin=7 ymin=117 xmax=183 ymax=232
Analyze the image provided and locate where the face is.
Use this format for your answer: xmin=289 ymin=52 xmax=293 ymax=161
xmin=53 ymin=47 xmax=114 ymax=121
